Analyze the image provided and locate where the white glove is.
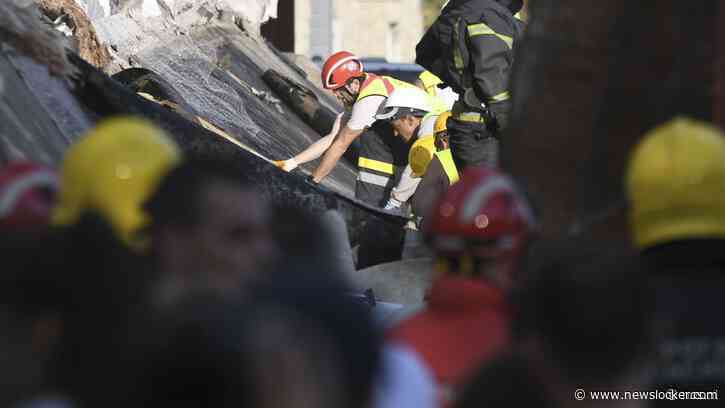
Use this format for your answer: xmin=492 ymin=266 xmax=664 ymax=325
xmin=274 ymin=158 xmax=298 ymax=172
xmin=384 ymin=197 xmax=403 ymax=210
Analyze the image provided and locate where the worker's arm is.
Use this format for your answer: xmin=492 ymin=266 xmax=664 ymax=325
xmin=275 ymin=113 xmax=343 ymax=172
xmin=386 ymin=165 xmax=422 ymax=209
xmin=311 ymin=95 xmax=384 ymax=182
xmin=466 ymin=17 xmax=515 ymax=106
xmin=311 ymin=125 xmax=364 ymax=182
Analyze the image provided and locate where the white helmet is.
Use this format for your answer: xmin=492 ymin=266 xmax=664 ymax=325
xmin=375 ymin=87 xmax=432 ymax=121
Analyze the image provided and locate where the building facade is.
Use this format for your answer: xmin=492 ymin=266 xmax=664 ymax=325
xmin=294 ymin=0 xmax=424 ymax=63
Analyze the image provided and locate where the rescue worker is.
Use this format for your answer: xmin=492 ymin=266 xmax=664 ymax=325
xmin=277 ymin=51 xmax=441 ymax=268
xmin=626 ymin=117 xmax=725 ymax=400
xmin=411 ymin=111 xmax=461 ymax=224
xmin=388 ymin=166 xmax=536 ymax=405
xmin=374 ymin=87 xmax=444 ymax=259
xmin=308 ymin=50 xmax=419 ymax=206
xmin=416 ymin=0 xmax=525 ymax=167
xmin=374 ymin=87 xmax=443 ymax=211
xmin=415 ymin=70 xmax=458 ymax=111
xmin=48 ymin=116 xmax=183 ymax=406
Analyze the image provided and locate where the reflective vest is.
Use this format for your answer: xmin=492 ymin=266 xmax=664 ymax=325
xmin=357 ymin=73 xmax=416 ymax=101
xmin=355 ymin=74 xmax=417 ymax=204
xmin=419 ymin=71 xmax=443 ymax=97
xmin=434 ymin=149 xmax=460 ymax=185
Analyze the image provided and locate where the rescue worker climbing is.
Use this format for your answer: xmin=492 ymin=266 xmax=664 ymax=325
xmin=416 ymin=0 xmax=525 ymax=167
xmin=308 ymin=51 xmax=421 ymax=206
xmin=389 ymin=166 xmax=536 ymax=405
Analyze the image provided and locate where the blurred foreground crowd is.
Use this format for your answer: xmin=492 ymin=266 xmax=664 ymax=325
xmin=2 ymin=114 xmax=725 ymax=407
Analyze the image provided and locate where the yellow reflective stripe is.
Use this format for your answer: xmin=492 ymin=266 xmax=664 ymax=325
xmin=435 ymin=149 xmax=460 ymax=185
xmin=467 ymin=23 xmax=514 ymax=49
xmin=358 ymin=157 xmax=395 ymax=175
xmin=456 ymin=112 xmax=486 ymax=123
xmin=453 ymin=19 xmax=465 ymax=70
xmin=489 ymin=91 xmax=510 ymax=102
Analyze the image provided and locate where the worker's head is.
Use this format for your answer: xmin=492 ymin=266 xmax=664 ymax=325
xmin=626 ymin=117 xmax=725 ymax=250
xmin=321 ymin=51 xmax=365 ymax=108
xmin=434 ymin=111 xmax=453 ymax=151
xmin=425 ymin=166 xmax=536 ymax=291
xmin=52 ymin=116 xmax=182 ymax=252
xmin=0 ymin=161 xmax=59 ymax=232
xmin=375 ymin=87 xmax=432 ymax=143
xmin=145 ymin=158 xmax=276 ymax=303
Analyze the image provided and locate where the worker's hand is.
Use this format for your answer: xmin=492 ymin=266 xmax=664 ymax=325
xmin=274 ymin=158 xmax=298 ymax=172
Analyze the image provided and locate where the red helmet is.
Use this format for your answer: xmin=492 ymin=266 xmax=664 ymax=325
xmin=425 ymin=166 xmax=536 ymax=259
xmin=321 ymin=51 xmax=364 ymax=90
xmin=0 ymin=161 xmax=59 ymax=230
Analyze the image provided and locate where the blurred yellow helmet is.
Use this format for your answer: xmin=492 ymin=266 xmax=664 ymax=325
xmin=409 ymin=135 xmax=436 ymax=178
xmin=52 ymin=116 xmax=182 ymax=251
xmin=434 ymin=111 xmax=453 ymax=134
xmin=626 ymin=117 xmax=725 ymax=249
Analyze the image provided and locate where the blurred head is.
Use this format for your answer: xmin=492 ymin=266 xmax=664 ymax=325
xmin=455 ymin=353 xmax=555 ymax=408
xmin=0 ymin=161 xmax=58 ymax=232
xmin=434 ymin=111 xmax=453 ymax=151
xmin=133 ymin=274 xmax=383 ymax=408
xmin=514 ymin=239 xmax=654 ymax=390
xmin=52 ymin=116 xmax=181 ymax=252
xmin=146 ymin=158 xmax=276 ymax=300
xmin=321 ymin=51 xmax=365 ymax=107
xmin=424 ymin=167 xmax=536 ymax=291
xmin=626 ymin=117 xmax=725 ymax=250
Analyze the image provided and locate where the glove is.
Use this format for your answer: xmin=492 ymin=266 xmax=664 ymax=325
xmin=384 ymin=197 xmax=403 ymax=210
xmin=274 ymin=158 xmax=298 ymax=172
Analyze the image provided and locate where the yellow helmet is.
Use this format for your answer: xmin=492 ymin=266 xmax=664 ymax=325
xmin=52 ymin=116 xmax=182 ymax=251
xmin=626 ymin=117 xmax=725 ymax=249
xmin=409 ymin=135 xmax=436 ymax=178
xmin=435 ymin=111 xmax=453 ymax=134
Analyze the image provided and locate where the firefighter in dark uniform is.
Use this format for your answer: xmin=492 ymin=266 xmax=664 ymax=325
xmin=416 ymin=0 xmax=525 ymax=168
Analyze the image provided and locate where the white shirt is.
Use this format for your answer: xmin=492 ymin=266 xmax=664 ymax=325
xmin=347 ymin=95 xmax=387 ymax=130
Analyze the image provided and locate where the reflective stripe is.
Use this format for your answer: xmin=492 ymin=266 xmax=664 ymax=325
xmin=489 ymin=91 xmax=510 ymax=103
xmin=456 ymin=112 xmax=486 ymax=123
xmin=467 ymin=23 xmax=514 ymax=49
xmin=358 ymin=171 xmax=392 ymax=188
xmin=435 ymin=149 xmax=460 ymax=185
xmin=358 ymin=157 xmax=395 ymax=175
xmin=453 ymin=18 xmax=465 ymax=71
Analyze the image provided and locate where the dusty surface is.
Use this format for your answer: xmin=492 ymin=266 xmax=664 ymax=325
xmin=38 ymin=0 xmax=112 ymax=68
